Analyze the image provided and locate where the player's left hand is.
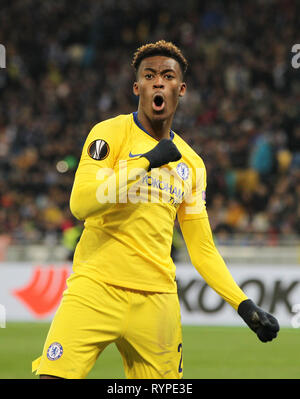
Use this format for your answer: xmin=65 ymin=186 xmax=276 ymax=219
xmin=238 ymin=299 xmax=280 ymax=342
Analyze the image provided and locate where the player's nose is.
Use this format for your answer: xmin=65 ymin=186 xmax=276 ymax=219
xmin=153 ymin=75 xmax=164 ymax=88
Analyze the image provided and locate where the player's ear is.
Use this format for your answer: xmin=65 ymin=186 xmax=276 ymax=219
xmin=179 ymin=82 xmax=186 ymax=97
xmin=133 ymin=81 xmax=139 ymax=96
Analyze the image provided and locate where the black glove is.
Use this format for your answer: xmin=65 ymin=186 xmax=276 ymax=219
xmin=142 ymin=139 xmax=182 ymax=170
xmin=238 ymin=299 xmax=280 ymax=342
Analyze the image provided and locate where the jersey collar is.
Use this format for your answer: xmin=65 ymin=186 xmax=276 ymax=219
xmin=133 ymin=111 xmax=175 ymax=141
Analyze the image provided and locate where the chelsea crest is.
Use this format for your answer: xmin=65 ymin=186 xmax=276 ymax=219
xmin=176 ymin=162 xmax=189 ymax=181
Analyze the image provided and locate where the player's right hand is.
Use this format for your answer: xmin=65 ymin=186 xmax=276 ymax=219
xmin=142 ymin=138 xmax=182 ymax=170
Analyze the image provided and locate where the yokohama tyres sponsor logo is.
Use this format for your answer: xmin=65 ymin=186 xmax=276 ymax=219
xmin=12 ymin=266 xmax=70 ymax=318
xmin=177 ymin=277 xmax=300 ymax=314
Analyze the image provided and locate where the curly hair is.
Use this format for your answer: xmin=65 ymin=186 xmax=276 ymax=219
xmin=131 ymin=40 xmax=188 ymax=77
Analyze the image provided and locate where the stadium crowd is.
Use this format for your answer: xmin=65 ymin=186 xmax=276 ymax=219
xmin=0 ymin=0 xmax=299 ymax=257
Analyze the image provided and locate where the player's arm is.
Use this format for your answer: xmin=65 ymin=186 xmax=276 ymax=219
xmin=70 ymin=154 xmax=149 ymax=221
xmin=179 ymin=216 xmax=279 ymax=342
xmin=179 ymin=214 xmax=248 ymax=309
xmin=177 ymin=159 xmax=279 ymax=342
xmin=70 ymin=123 xmax=181 ymax=220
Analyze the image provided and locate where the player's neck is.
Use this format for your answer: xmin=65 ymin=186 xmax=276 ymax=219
xmin=137 ymin=110 xmax=173 ymax=141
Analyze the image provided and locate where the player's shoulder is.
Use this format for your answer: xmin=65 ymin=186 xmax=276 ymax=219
xmin=83 ymin=114 xmax=132 ymax=151
xmin=90 ymin=113 xmax=131 ymax=136
xmin=173 ymin=132 xmax=205 ymax=168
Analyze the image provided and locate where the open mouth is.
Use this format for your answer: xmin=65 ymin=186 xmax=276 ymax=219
xmin=152 ymin=94 xmax=165 ymax=112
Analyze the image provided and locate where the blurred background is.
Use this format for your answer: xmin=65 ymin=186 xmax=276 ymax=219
xmin=0 ymin=0 xmax=300 ymax=264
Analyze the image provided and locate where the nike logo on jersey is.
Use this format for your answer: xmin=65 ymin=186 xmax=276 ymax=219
xmin=129 ymin=152 xmax=143 ymax=158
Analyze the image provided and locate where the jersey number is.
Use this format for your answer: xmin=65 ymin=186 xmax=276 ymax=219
xmin=178 ymin=342 xmax=183 ymax=373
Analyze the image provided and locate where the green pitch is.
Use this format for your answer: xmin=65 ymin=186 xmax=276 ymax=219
xmin=0 ymin=322 xmax=298 ymax=379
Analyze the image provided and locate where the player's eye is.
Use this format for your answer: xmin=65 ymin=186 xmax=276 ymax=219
xmin=145 ymin=73 xmax=153 ymax=79
xmin=165 ymin=74 xmax=174 ymax=79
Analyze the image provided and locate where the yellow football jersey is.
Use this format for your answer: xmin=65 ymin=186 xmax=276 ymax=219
xmin=70 ymin=112 xmax=207 ymax=293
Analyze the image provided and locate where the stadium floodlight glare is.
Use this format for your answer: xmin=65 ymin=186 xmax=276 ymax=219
xmin=56 ymin=160 xmax=69 ymax=173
